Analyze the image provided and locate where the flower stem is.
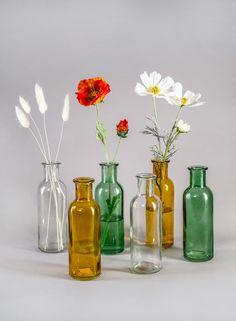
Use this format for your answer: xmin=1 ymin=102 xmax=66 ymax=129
xmin=43 ymin=114 xmax=52 ymax=162
xmin=96 ymin=105 xmax=110 ymax=164
xmin=152 ymin=96 xmax=163 ymax=158
xmin=112 ymin=137 xmax=121 ymax=163
xmin=30 ymin=114 xmax=48 ymax=161
xmin=163 ymin=107 xmax=182 ymax=161
xmin=28 ymin=127 xmax=48 ymax=162
xmin=55 ymin=121 xmax=64 ymax=162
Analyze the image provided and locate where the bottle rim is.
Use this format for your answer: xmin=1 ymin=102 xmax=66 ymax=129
xmin=136 ymin=173 xmax=156 ymax=180
xmin=188 ymin=165 xmax=208 ymax=171
xmin=73 ymin=177 xmax=95 ymax=183
xmin=99 ymin=162 xmax=119 ymax=167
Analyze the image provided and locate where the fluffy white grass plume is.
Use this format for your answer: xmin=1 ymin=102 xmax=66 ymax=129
xmin=62 ymin=94 xmax=70 ymax=122
xmin=19 ymin=96 xmax=31 ymax=114
xmin=15 ymin=106 xmax=30 ymax=128
xmin=35 ymin=84 xmax=48 ymax=114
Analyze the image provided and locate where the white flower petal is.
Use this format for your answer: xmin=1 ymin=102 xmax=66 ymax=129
xmin=188 ymin=101 xmax=206 ymax=107
xmin=134 ymin=83 xmax=148 ymax=96
xmin=183 ymin=90 xmax=195 ymax=103
xmin=19 ymin=96 xmax=31 ymax=114
xmin=140 ymin=72 xmax=152 ymax=88
xmin=158 ymin=76 xmax=174 ymax=93
xmin=165 ymin=95 xmax=181 ymax=106
xmin=172 ymin=82 xmax=183 ymax=99
xmin=62 ymin=94 xmax=70 ymax=122
xmin=15 ymin=106 xmax=30 ymax=128
xmin=35 ymin=84 xmax=48 ymax=114
xmin=149 ymin=72 xmax=161 ymax=86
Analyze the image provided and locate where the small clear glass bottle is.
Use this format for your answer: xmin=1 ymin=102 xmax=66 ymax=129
xmin=68 ymin=177 xmax=101 ymax=280
xmin=130 ymin=173 xmax=162 ymax=274
xmin=38 ymin=162 xmax=67 ymax=253
xmin=183 ymin=166 xmax=214 ymax=262
xmin=95 ymin=163 xmax=124 ymax=254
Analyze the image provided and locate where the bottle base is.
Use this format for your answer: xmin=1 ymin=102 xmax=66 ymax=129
xmin=184 ymin=251 xmax=213 ymax=262
xmin=101 ymin=248 xmax=124 ymax=255
xmin=162 ymin=241 xmax=174 ymax=249
xmin=130 ymin=261 xmax=162 ymax=274
xmin=69 ymin=271 xmax=101 ymax=281
xmin=38 ymin=245 xmax=67 ymax=253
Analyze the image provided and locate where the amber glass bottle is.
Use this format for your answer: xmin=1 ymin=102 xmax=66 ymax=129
xmin=152 ymin=161 xmax=174 ymax=248
xmin=68 ymin=177 xmax=101 ymax=280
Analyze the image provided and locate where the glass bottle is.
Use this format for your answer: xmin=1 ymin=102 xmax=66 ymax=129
xmin=95 ymin=163 xmax=124 ymax=254
xmin=130 ymin=173 xmax=162 ymax=274
xmin=68 ymin=177 xmax=101 ymax=280
xmin=38 ymin=162 xmax=67 ymax=253
xmin=152 ymin=160 xmax=174 ymax=248
xmin=183 ymin=166 xmax=214 ymax=262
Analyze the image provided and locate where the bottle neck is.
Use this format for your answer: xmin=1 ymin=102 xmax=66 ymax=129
xmin=190 ymin=168 xmax=207 ymax=187
xmin=152 ymin=161 xmax=169 ymax=180
xmin=101 ymin=164 xmax=118 ymax=183
xmin=75 ymin=182 xmax=93 ymax=201
xmin=137 ymin=177 xmax=155 ymax=196
xmin=43 ymin=163 xmax=60 ymax=181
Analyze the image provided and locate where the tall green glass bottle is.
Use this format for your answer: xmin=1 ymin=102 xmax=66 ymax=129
xmin=183 ymin=166 xmax=214 ymax=262
xmin=95 ymin=163 xmax=124 ymax=254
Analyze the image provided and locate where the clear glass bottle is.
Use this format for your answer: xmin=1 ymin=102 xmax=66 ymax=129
xmin=68 ymin=177 xmax=101 ymax=280
xmin=38 ymin=162 xmax=67 ymax=253
xmin=152 ymin=160 xmax=174 ymax=248
xmin=95 ymin=163 xmax=124 ymax=254
xmin=183 ymin=166 xmax=214 ymax=262
xmin=130 ymin=173 xmax=162 ymax=274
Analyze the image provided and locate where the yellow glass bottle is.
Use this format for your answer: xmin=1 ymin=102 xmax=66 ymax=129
xmin=152 ymin=161 xmax=174 ymax=248
xmin=68 ymin=177 xmax=101 ymax=280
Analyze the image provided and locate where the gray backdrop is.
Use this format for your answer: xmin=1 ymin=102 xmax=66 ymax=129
xmin=1 ymin=0 xmax=235 ymax=246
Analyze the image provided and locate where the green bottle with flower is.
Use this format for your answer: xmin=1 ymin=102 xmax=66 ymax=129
xmin=76 ymin=78 xmax=128 ymax=254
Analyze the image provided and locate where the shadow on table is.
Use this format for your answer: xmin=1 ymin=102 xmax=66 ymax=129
xmin=0 ymin=255 xmax=68 ymax=280
xmin=163 ymin=245 xmax=185 ymax=261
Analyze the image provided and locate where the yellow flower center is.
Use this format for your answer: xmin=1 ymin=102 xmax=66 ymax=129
xmin=147 ymin=86 xmax=160 ymax=96
xmin=181 ymin=97 xmax=188 ymax=106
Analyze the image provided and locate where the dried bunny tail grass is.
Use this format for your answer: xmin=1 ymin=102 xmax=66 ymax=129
xmin=35 ymin=83 xmax=48 ymax=114
xmin=19 ymin=96 xmax=31 ymax=114
xmin=15 ymin=106 xmax=30 ymax=128
xmin=62 ymin=94 xmax=70 ymax=122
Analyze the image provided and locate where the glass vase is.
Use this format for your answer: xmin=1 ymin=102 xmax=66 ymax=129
xmin=152 ymin=160 xmax=174 ymax=248
xmin=68 ymin=177 xmax=101 ymax=280
xmin=183 ymin=166 xmax=214 ymax=262
xmin=130 ymin=173 xmax=162 ymax=274
xmin=95 ymin=163 xmax=124 ymax=254
xmin=38 ymin=162 xmax=67 ymax=253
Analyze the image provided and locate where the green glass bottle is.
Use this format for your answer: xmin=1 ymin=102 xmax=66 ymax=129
xmin=95 ymin=163 xmax=124 ymax=254
xmin=183 ymin=166 xmax=214 ymax=262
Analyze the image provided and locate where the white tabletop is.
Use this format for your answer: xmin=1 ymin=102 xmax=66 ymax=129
xmin=0 ymin=240 xmax=235 ymax=321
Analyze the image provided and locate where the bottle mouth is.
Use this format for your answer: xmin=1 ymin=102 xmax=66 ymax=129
xmin=188 ymin=165 xmax=208 ymax=171
xmin=73 ymin=177 xmax=95 ymax=184
xmin=42 ymin=162 xmax=61 ymax=166
xmin=136 ymin=173 xmax=156 ymax=180
xmin=151 ymin=160 xmax=170 ymax=164
xmin=99 ymin=162 xmax=119 ymax=167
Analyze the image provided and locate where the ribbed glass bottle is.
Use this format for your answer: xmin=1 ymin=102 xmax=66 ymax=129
xmin=68 ymin=177 xmax=101 ymax=280
xmin=38 ymin=162 xmax=67 ymax=253
xmin=183 ymin=166 xmax=214 ymax=262
xmin=95 ymin=163 xmax=124 ymax=254
xmin=130 ymin=173 xmax=162 ymax=274
xmin=152 ymin=160 xmax=174 ymax=248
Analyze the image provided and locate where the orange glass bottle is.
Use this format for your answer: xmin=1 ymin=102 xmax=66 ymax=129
xmin=152 ymin=161 xmax=174 ymax=248
xmin=68 ymin=177 xmax=101 ymax=280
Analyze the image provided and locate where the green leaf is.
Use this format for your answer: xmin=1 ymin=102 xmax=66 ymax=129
xmin=96 ymin=120 xmax=107 ymax=144
xmin=105 ymin=195 xmax=120 ymax=216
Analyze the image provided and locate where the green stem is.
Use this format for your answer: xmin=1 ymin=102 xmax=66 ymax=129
xmin=163 ymin=107 xmax=182 ymax=161
xmin=152 ymin=96 xmax=163 ymax=158
xmin=112 ymin=137 xmax=121 ymax=163
xmin=96 ymin=105 xmax=110 ymax=164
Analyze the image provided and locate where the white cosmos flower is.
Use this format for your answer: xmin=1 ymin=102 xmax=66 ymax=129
xmin=177 ymin=119 xmax=191 ymax=133
xmin=135 ymin=71 xmax=174 ymax=98
xmin=166 ymin=82 xmax=205 ymax=107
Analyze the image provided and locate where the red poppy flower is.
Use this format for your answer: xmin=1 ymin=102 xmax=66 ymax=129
xmin=117 ymin=119 xmax=129 ymax=138
xmin=76 ymin=77 xmax=110 ymax=106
